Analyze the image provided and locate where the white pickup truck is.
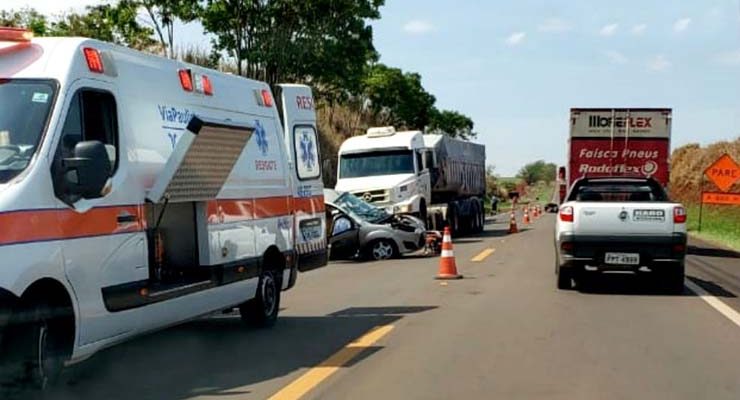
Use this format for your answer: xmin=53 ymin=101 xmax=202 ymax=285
xmin=555 ymin=177 xmax=687 ymax=292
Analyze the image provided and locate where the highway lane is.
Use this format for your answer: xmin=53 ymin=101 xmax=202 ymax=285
xmin=12 ymin=214 xmax=740 ymax=400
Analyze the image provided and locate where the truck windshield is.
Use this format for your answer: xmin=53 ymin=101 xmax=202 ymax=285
xmin=570 ymin=181 xmax=668 ymax=202
xmin=334 ymin=191 xmax=390 ymax=223
xmin=339 ymin=150 xmax=414 ymax=178
xmin=0 ymin=79 xmax=56 ymax=183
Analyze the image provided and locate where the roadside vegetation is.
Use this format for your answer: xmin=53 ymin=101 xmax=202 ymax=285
xmin=1 ymin=1 xmax=477 ymax=188
xmin=670 ymin=138 xmax=740 ymax=250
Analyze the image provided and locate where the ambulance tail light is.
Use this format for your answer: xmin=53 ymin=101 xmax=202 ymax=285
xmin=202 ymin=75 xmax=213 ymax=96
xmin=0 ymin=27 xmax=33 ymax=42
xmin=83 ymin=47 xmax=104 ymax=73
xmin=261 ymin=89 xmax=273 ymax=107
xmin=178 ymin=69 xmax=193 ymax=92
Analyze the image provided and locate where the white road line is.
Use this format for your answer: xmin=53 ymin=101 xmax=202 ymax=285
xmin=685 ymin=279 xmax=740 ymax=328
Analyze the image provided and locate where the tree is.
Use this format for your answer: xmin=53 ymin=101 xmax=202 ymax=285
xmin=517 ymin=160 xmax=557 ymax=185
xmin=362 ymin=63 xmax=436 ymax=129
xmin=0 ymin=8 xmax=49 ymax=35
xmin=200 ymin=0 xmax=383 ymax=95
xmin=51 ymin=2 xmax=156 ymax=50
xmin=428 ymin=108 xmax=476 ymax=140
xmin=140 ymin=0 xmax=200 ymax=58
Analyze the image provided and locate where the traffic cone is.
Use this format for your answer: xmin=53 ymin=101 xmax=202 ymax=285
xmin=523 ymin=206 xmax=531 ymax=225
xmin=533 ymin=206 xmax=539 ymax=219
xmin=508 ymin=210 xmax=518 ymax=234
xmin=436 ymin=227 xmax=462 ymax=280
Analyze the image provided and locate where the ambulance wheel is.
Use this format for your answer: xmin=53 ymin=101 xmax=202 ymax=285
xmin=1 ymin=300 xmax=71 ymax=390
xmin=240 ymin=269 xmax=280 ymax=328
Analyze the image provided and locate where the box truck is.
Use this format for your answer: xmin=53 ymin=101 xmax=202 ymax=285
xmin=0 ymin=27 xmax=326 ymax=387
xmin=559 ymin=108 xmax=672 ymax=203
xmin=335 ymin=127 xmax=486 ymax=235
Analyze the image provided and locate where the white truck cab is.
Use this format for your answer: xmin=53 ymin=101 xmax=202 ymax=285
xmin=0 ymin=28 xmax=326 ymax=387
xmin=335 ymin=126 xmax=432 ymax=220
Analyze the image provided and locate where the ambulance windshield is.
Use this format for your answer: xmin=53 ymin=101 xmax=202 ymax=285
xmin=0 ymin=79 xmax=55 ymax=183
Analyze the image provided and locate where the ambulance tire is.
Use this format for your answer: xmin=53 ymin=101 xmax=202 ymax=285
xmin=240 ymin=269 xmax=281 ymax=328
xmin=1 ymin=300 xmax=71 ymax=390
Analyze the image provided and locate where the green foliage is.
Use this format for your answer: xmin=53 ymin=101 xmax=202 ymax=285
xmin=140 ymin=0 xmax=200 ymax=58
xmin=428 ymin=108 xmax=476 ymax=140
xmin=200 ymin=0 xmax=383 ymax=95
xmin=517 ymin=160 xmax=557 ymax=185
xmin=51 ymin=2 xmax=156 ymax=50
xmin=0 ymin=8 xmax=49 ymax=35
xmin=362 ymin=63 xmax=436 ymax=129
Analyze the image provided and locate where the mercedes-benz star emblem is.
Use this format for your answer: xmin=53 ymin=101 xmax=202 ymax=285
xmin=363 ymin=192 xmax=373 ymax=202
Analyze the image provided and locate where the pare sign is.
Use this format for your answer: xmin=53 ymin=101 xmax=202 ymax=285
xmin=704 ymin=154 xmax=740 ymax=193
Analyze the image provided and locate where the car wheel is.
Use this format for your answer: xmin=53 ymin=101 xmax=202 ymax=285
xmin=1 ymin=301 xmax=70 ymax=390
xmin=368 ymin=240 xmax=396 ymax=261
xmin=557 ymin=265 xmax=573 ymax=290
xmin=240 ymin=269 xmax=280 ymax=328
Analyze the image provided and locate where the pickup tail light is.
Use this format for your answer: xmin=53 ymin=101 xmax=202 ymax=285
xmin=673 ymin=206 xmax=687 ymax=224
xmin=559 ymin=206 xmax=574 ymax=222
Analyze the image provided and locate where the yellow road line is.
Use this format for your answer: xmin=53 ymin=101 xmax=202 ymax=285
xmin=268 ymin=324 xmax=394 ymax=400
xmin=471 ymin=248 xmax=495 ymax=262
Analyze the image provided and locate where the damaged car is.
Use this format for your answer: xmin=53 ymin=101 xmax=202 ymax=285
xmin=324 ymin=189 xmax=426 ymax=261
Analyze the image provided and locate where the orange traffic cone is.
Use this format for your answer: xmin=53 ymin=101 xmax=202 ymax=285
xmin=523 ymin=206 xmax=531 ymax=225
xmin=508 ymin=210 xmax=519 ymax=234
xmin=533 ymin=206 xmax=539 ymax=219
xmin=436 ymin=227 xmax=462 ymax=280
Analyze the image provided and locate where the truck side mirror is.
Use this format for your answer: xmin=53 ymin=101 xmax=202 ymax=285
xmin=62 ymin=140 xmax=111 ymax=199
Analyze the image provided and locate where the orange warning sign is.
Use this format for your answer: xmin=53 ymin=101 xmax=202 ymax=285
xmin=704 ymin=154 xmax=740 ymax=192
xmin=702 ymin=192 xmax=740 ymax=205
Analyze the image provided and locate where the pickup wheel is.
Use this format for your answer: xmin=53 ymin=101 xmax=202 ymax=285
xmin=556 ymin=255 xmax=573 ymax=290
xmin=663 ymin=262 xmax=685 ymax=294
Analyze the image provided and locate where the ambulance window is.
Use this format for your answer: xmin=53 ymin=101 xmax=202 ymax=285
xmin=294 ymin=126 xmax=321 ymax=180
xmin=59 ymin=89 xmax=119 ymax=173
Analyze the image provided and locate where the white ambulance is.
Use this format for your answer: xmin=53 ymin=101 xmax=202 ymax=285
xmin=0 ymin=27 xmax=327 ymax=387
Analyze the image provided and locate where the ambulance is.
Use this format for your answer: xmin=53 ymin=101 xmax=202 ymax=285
xmin=0 ymin=27 xmax=326 ymax=387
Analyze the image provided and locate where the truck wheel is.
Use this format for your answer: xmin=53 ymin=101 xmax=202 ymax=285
xmin=240 ymin=269 xmax=280 ymax=328
xmin=1 ymin=301 xmax=71 ymax=389
xmin=367 ymin=239 xmax=397 ymax=261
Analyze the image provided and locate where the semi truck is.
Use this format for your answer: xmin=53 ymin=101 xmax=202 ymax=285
xmin=558 ymin=108 xmax=672 ymax=203
xmin=335 ymin=126 xmax=486 ymax=235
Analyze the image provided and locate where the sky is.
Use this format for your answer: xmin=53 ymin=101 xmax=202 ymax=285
xmin=5 ymin=0 xmax=740 ymax=175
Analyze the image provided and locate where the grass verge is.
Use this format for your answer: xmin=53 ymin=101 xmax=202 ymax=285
xmin=686 ymin=203 xmax=740 ymax=251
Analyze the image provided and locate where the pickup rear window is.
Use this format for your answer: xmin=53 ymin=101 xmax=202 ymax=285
xmin=568 ymin=181 xmax=668 ymax=202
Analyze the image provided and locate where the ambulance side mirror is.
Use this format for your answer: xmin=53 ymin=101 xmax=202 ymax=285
xmin=63 ymin=141 xmax=111 ymax=199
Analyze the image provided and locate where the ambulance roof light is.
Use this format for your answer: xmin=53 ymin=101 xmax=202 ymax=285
xmin=261 ymin=89 xmax=273 ymax=107
xmin=0 ymin=27 xmax=33 ymax=42
xmin=82 ymin=47 xmax=104 ymax=73
xmin=202 ymin=75 xmax=213 ymax=96
xmin=178 ymin=69 xmax=193 ymax=92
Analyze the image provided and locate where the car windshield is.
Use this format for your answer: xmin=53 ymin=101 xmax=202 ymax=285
xmin=334 ymin=191 xmax=390 ymax=223
xmin=339 ymin=150 xmax=414 ymax=178
xmin=571 ymin=182 xmax=668 ymax=202
xmin=0 ymin=79 xmax=56 ymax=183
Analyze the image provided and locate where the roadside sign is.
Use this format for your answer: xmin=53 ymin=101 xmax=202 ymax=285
xmin=704 ymin=154 xmax=740 ymax=192
xmin=702 ymin=192 xmax=740 ymax=205
xmin=698 ymin=153 xmax=740 ymax=232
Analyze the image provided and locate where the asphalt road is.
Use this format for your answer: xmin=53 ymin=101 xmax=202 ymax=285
xmin=17 ymin=213 xmax=740 ymax=399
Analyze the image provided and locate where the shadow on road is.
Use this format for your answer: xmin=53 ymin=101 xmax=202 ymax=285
xmin=7 ymin=306 xmax=437 ymax=400
xmin=688 ymin=245 xmax=740 ymax=259
xmin=687 ymin=276 xmax=738 ymax=298
xmin=575 ymin=272 xmax=697 ymax=297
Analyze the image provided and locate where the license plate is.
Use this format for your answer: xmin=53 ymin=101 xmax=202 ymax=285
xmin=604 ymin=252 xmax=640 ymax=265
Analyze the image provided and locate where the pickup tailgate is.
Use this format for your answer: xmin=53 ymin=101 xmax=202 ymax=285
xmin=574 ymin=202 xmax=675 ymax=235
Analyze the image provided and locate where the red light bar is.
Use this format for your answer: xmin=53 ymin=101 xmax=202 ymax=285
xmin=261 ymin=89 xmax=273 ymax=107
xmin=202 ymin=75 xmax=213 ymax=96
xmin=179 ymin=69 xmax=193 ymax=92
xmin=0 ymin=27 xmax=33 ymax=42
xmin=83 ymin=47 xmax=104 ymax=73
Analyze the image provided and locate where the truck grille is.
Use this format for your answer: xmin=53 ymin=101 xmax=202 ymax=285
xmin=353 ymin=189 xmax=389 ymax=204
